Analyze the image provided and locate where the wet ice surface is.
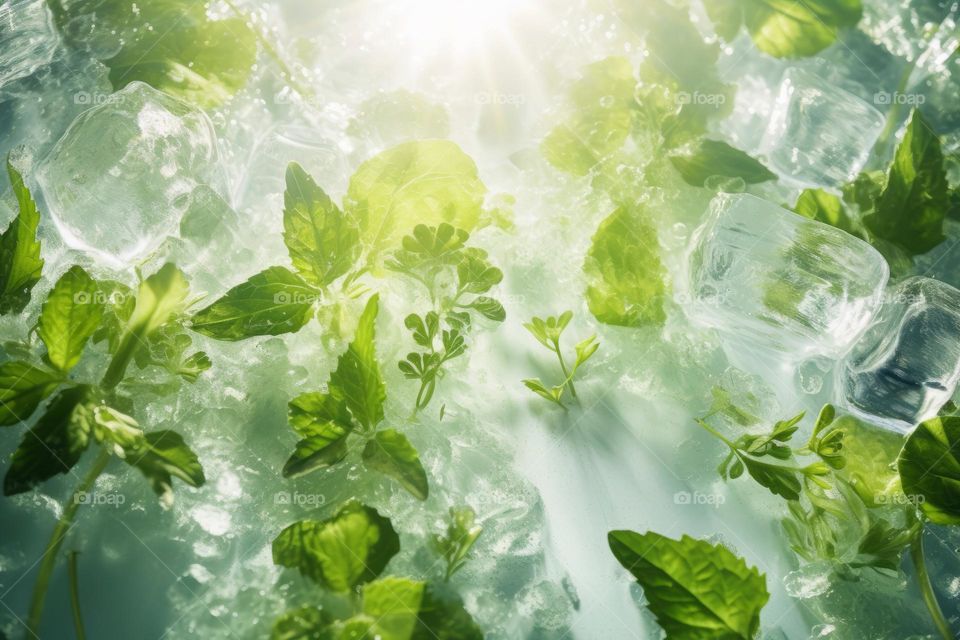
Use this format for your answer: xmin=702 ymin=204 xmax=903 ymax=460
xmin=2 ymin=0 xmax=960 ymax=639
xmin=0 ymin=0 xmax=58 ymax=91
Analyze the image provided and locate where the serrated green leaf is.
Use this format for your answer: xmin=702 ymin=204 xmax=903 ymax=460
xmin=283 ymin=163 xmax=360 ymax=287
xmin=898 ymin=416 xmax=960 ymax=525
xmin=669 ymin=139 xmax=776 ymax=187
xmin=354 ymin=577 xmax=483 ymax=640
xmin=288 ymin=391 xmax=353 ymax=437
xmin=124 ymin=430 xmax=204 ymax=506
xmin=741 ymin=456 xmax=802 ymax=500
xmin=190 ymin=267 xmax=316 ymax=341
xmin=608 ymin=530 xmax=769 ymax=640
xmin=38 ymin=266 xmax=104 ymax=373
xmin=0 ymin=361 xmax=63 ymax=426
xmin=362 ymin=429 xmax=429 ymax=501
xmin=283 ymin=430 xmax=350 ymax=479
xmin=0 ymin=161 xmax=43 ymax=315
xmin=794 ymin=189 xmax=861 ymax=237
xmin=329 ymin=295 xmax=385 ymax=432
xmin=272 ymin=499 xmax=400 ymax=592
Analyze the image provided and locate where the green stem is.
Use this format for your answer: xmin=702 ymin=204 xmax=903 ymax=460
xmin=910 ymin=532 xmax=954 ymax=640
xmin=694 ymin=417 xmax=738 ymax=449
xmin=67 ymin=552 xmax=86 ymax=640
xmin=553 ymin=343 xmax=576 ymax=398
xmin=100 ymin=332 xmax=139 ymax=391
xmin=24 ymin=449 xmax=111 ymax=639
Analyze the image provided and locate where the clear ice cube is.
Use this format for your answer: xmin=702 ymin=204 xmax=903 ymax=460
xmin=685 ymin=193 xmax=889 ymax=359
xmin=0 ymin=0 xmax=59 ymax=91
xmin=759 ymin=68 xmax=886 ymax=188
xmin=37 ymin=81 xmax=224 ymax=266
xmin=839 ymin=277 xmax=960 ymax=432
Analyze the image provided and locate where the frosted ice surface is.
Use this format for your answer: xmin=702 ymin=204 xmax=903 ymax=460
xmin=839 ymin=276 xmax=960 ymax=432
xmin=759 ymin=69 xmax=886 ymax=188
xmin=37 ymin=82 xmax=223 ymax=266
xmin=0 ymin=0 xmax=58 ymax=90
xmin=685 ymin=193 xmax=889 ymax=359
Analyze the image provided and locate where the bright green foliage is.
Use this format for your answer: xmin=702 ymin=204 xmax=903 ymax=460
xmin=0 ymin=361 xmax=63 ymax=426
xmin=346 ymin=141 xmax=487 ymax=260
xmin=608 ymin=530 xmax=769 ymax=639
xmin=898 ymin=416 xmax=960 ymax=525
xmin=864 ymin=110 xmax=949 ymax=256
xmin=523 ymin=311 xmax=599 ymax=409
xmin=125 ymin=430 xmax=205 ymax=505
xmin=271 ymin=607 xmax=330 ymax=640
xmin=50 ymin=0 xmax=257 ymax=108
xmin=794 ymin=188 xmax=862 ymax=237
xmin=0 ymin=161 xmax=43 ymax=315
xmin=703 ymin=0 xmax=863 ymax=58
xmin=38 ymin=266 xmax=104 ymax=373
xmin=668 ymin=139 xmax=776 ymax=187
xmin=584 ymin=206 xmax=667 ymax=328
xmin=432 ymin=506 xmax=482 ymax=581
xmin=272 ymin=499 xmax=401 ymax=592
xmin=283 ymin=297 xmax=428 ymax=499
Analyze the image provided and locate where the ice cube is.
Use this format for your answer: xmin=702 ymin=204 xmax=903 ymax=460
xmin=684 ymin=193 xmax=889 ymax=359
xmin=759 ymin=68 xmax=886 ymax=188
xmin=0 ymin=0 xmax=59 ymax=91
xmin=37 ymin=81 xmax=224 ymax=266
xmin=839 ymin=277 xmax=960 ymax=432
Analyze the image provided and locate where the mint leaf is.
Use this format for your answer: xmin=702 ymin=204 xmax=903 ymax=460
xmin=271 ymin=607 xmax=329 ymax=640
xmin=126 ymin=264 xmax=191 ymax=339
xmin=38 ymin=266 xmax=104 ymax=373
xmin=4 ymin=386 xmax=93 ymax=495
xmin=741 ymin=456 xmax=802 ymax=501
xmin=346 ymin=141 xmax=487 ymax=260
xmin=124 ymin=430 xmax=204 ymax=506
xmin=283 ymin=163 xmax=360 ymax=288
xmin=329 ymin=295 xmax=385 ymax=432
xmin=608 ymin=530 xmax=769 ymax=640
xmin=357 ymin=577 xmax=483 ymax=640
xmin=468 ymin=297 xmax=505 ymax=322
xmin=272 ymin=500 xmax=400 ymax=592
xmin=584 ymin=206 xmax=667 ymax=328
xmin=0 ymin=161 xmax=43 ymax=315
xmin=283 ymin=425 xmax=350 ymax=479
xmin=190 ymin=267 xmax=316 ymax=341
xmin=864 ymin=110 xmax=949 ymax=256
xmin=362 ymin=429 xmax=429 ymax=501
xmin=898 ymin=416 xmax=960 ymax=525
xmin=669 ymin=139 xmax=776 ymax=187
xmin=288 ymin=391 xmax=354 ymax=437
xmin=794 ymin=188 xmax=862 ymax=237
xmin=0 ymin=361 xmax=63 ymax=426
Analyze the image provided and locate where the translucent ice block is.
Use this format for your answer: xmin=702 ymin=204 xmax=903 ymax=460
xmin=37 ymin=82 xmax=223 ymax=266
xmin=0 ymin=0 xmax=58 ymax=90
xmin=759 ymin=68 xmax=886 ymax=188
xmin=839 ymin=277 xmax=960 ymax=432
xmin=685 ymin=194 xmax=889 ymax=359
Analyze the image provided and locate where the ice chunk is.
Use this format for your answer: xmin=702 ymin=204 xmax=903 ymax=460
xmin=759 ymin=69 xmax=886 ymax=188
xmin=839 ymin=277 xmax=960 ymax=432
xmin=37 ymin=81 xmax=223 ymax=266
xmin=685 ymin=194 xmax=889 ymax=359
xmin=0 ymin=0 xmax=59 ymax=91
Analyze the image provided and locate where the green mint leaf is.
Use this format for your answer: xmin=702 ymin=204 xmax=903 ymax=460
xmin=608 ymin=530 xmax=769 ymax=640
xmin=740 ymin=456 xmax=803 ymax=501
xmin=289 ymin=391 xmax=354 ymax=437
xmin=794 ymin=189 xmax=862 ymax=237
xmin=329 ymin=295 xmax=385 ymax=432
xmin=190 ymin=266 xmax=316 ymax=341
xmin=124 ymin=430 xmax=204 ymax=507
xmin=283 ymin=163 xmax=360 ymax=288
xmin=864 ymin=110 xmax=949 ymax=255
xmin=362 ymin=429 xmax=429 ymax=501
xmin=283 ymin=429 xmax=350 ymax=479
xmin=432 ymin=506 xmax=482 ymax=581
xmin=584 ymin=206 xmax=667 ymax=328
xmin=346 ymin=141 xmax=486 ymax=261
xmin=271 ymin=607 xmax=330 ymax=640
xmin=356 ymin=577 xmax=483 ymax=640
xmin=468 ymin=297 xmax=505 ymax=322
xmin=127 ymin=264 xmax=191 ymax=339
xmin=272 ymin=499 xmax=400 ymax=592
xmin=669 ymin=139 xmax=777 ymax=187
xmin=56 ymin=1 xmax=256 ymax=108
xmin=850 ymin=518 xmax=918 ymax=572
xmin=898 ymin=416 xmax=960 ymax=525
xmin=3 ymin=386 xmax=93 ymax=496
xmin=0 ymin=161 xmax=43 ymax=315
xmin=0 ymin=361 xmax=63 ymax=426
xmin=38 ymin=266 xmax=104 ymax=373
xmin=177 ymin=351 xmax=211 ymax=382
xmin=90 ymin=280 xmax=136 ymax=354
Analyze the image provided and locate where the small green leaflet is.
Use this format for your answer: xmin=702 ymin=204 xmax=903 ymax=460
xmin=608 ymin=530 xmax=769 ymax=639
xmin=272 ymin=500 xmax=400 ymax=592
xmin=190 ymin=267 xmax=316 ymax=341
xmin=329 ymin=295 xmax=386 ymax=432
xmin=124 ymin=430 xmax=205 ymax=506
xmin=362 ymin=429 xmax=429 ymax=501
xmin=898 ymin=416 xmax=960 ymax=525
xmin=584 ymin=206 xmax=667 ymax=328
xmin=864 ymin=110 xmax=949 ymax=256
xmin=283 ymin=163 xmax=360 ymax=288
xmin=37 ymin=266 xmax=104 ymax=373
xmin=0 ymin=161 xmax=43 ymax=315
xmin=794 ymin=188 xmax=861 ymax=237
xmin=0 ymin=361 xmax=63 ymax=426
xmin=668 ymin=140 xmax=776 ymax=187
xmin=703 ymin=0 xmax=863 ymax=58
xmin=126 ymin=264 xmax=191 ymax=339
xmin=283 ymin=420 xmax=350 ymax=478
xmin=432 ymin=506 xmax=482 ymax=581
xmin=270 ymin=607 xmax=330 ymax=640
